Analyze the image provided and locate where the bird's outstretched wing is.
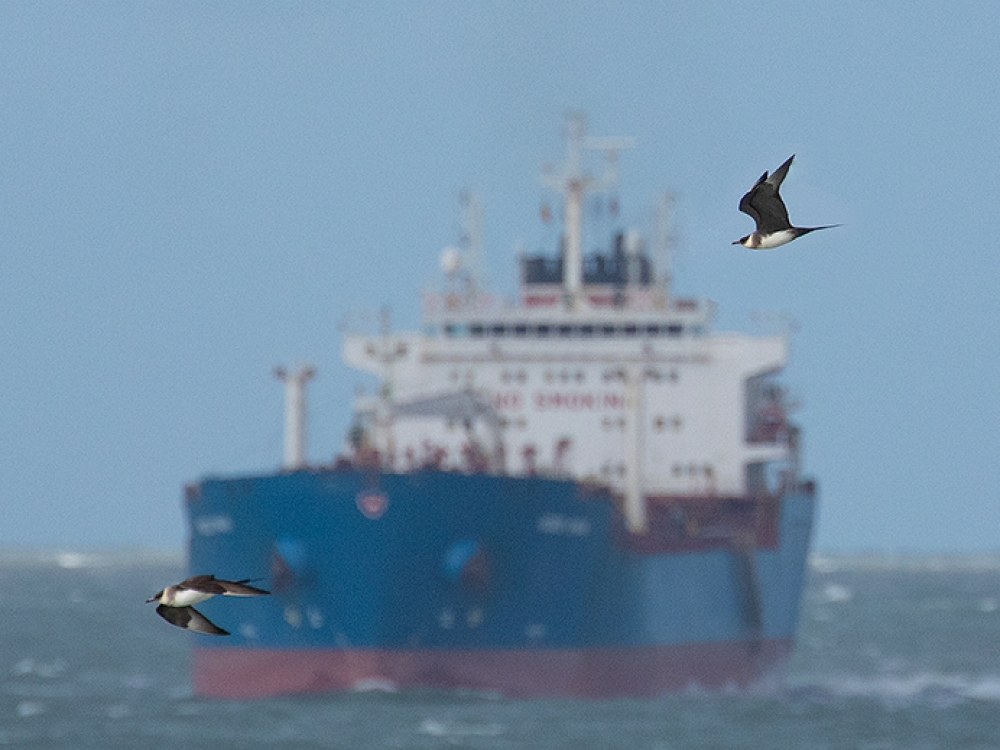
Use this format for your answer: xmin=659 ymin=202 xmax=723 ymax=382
xmin=156 ymin=604 xmax=230 ymax=635
xmin=218 ymin=579 xmax=270 ymax=597
xmin=738 ymin=171 xmax=768 ymax=225
xmin=739 ymin=155 xmax=796 ymax=235
xmin=767 ymin=154 xmax=795 ymax=191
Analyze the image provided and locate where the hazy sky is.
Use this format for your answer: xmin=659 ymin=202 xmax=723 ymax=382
xmin=2 ymin=2 xmax=998 ymax=551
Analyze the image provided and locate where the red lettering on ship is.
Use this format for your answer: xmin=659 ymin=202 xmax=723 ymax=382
xmin=533 ymin=392 xmax=624 ymax=410
xmin=492 ymin=392 xmax=523 ymax=410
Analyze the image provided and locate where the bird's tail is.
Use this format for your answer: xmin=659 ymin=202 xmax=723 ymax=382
xmin=799 ymin=224 xmax=842 ymax=236
xmin=227 ymin=579 xmax=271 ymax=596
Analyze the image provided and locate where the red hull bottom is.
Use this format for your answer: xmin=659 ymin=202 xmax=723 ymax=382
xmin=193 ymin=639 xmax=794 ymax=699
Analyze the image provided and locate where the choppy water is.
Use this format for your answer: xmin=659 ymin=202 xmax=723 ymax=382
xmin=1 ymin=549 xmax=999 ymax=749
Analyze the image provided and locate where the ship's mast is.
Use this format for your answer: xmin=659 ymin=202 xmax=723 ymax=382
xmin=653 ymin=191 xmax=675 ymax=303
xmin=541 ymin=112 xmax=635 ymax=311
xmin=274 ymin=364 xmax=316 ymax=470
xmin=440 ymin=190 xmax=486 ymax=310
xmin=623 ymin=363 xmax=648 ymax=533
xmin=375 ymin=307 xmax=398 ymax=469
xmin=458 ymin=189 xmax=484 ymax=297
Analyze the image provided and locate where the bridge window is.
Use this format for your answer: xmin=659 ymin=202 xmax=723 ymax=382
xmin=437 ymin=320 xmax=690 ymax=339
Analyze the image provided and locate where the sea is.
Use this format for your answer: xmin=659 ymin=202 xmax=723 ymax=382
xmin=1 ymin=550 xmax=998 ymax=749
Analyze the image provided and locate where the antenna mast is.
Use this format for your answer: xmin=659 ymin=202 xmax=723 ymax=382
xmin=459 ymin=189 xmax=483 ymax=296
xmin=541 ymin=112 xmax=635 ymax=311
xmin=653 ymin=191 xmax=676 ymax=303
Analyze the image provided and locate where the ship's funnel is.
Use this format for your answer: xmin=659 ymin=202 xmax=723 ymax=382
xmin=274 ymin=364 xmax=316 ymax=470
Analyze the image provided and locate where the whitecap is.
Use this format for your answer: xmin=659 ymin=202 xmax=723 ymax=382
xmin=106 ymin=704 xmax=131 ymax=719
xmin=11 ymin=659 xmax=35 ymax=676
xmin=16 ymin=701 xmax=45 ymax=718
xmin=9 ymin=658 xmax=67 ymax=678
xmin=809 ymin=555 xmax=841 ymax=573
xmin=122 ymin=674 xmax=152 ymax=690
xmin=418 ymin=718 xmax=447 ymax=736
xmin=56 ymin=552 xmax=87 ymax=569
xmin=822 ymin=583 xmax=853 ymax=603
xmin=35 ymin=659 xmax=67 ymax=679
xmin=351 ymin=677 xmax=399 ymax=693
xmin=813 ymin=672 xmax=1000 ymax=706
xmin=418 ymin=718 xmax=504 ymax=737
xmin=959 ymin=676 xmax=1000 ymax=702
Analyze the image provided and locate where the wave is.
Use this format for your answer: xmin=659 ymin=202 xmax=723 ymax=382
xmin=0 ymin=548 xmax=182 ymax=568
xmin=810 ymin=552 xmax=1000 ymax=573
xmin=418 ymin=718 xmax=505 ymax=738
xmin=785 ymin=672 xmax=1000 ymax=706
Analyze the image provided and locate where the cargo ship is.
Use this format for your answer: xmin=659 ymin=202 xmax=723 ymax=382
xmin=184 ymin=114 xmax=817 ymax=698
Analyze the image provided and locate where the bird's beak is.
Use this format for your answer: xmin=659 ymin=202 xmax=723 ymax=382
xmin=731 ymin=239 xmax=742 ymax=245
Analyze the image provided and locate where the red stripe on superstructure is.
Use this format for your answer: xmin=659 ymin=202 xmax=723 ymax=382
xmin=523 ymin=294 xmax=560 ymax=306
xmin=192 ymin=639 xmax=793 ymax=698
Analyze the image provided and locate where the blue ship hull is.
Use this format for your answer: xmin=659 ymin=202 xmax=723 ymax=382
xmin=184 ymin=470 xmax=815 ymax=697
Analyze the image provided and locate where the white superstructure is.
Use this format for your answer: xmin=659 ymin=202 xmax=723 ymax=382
xmin=343 ymin=115 xmax=795 ymax=532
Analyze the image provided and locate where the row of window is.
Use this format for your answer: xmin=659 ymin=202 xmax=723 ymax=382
xmin=449 ymin=368 xmax=682 ymax=385
xmin=439 ymin=321 xmax=698 ymax=339
xmin=444 ymin=415 xmax=685 ymax=432
xmin=599 ymin=463 xmax=715 ymax=479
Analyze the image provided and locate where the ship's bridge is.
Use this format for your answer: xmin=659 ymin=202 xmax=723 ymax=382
xmin=420 ymin=296 xmax=714 ymax=342
xmin=422 ymin=239 xmax=714 ymax=341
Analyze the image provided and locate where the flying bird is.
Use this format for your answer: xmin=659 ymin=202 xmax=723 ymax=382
xmin=734 ymin=154 xmax=839 ymax=249
xmin=146 ymin=575 xmax=269 ymax=636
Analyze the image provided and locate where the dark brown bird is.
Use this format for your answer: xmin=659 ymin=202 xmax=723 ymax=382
xmin=734 ymin=154 xmax=840 ymax=249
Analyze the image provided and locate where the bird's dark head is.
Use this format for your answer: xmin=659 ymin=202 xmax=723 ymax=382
xmin=146 ymin=589 xmax=163 ymax=604
xmin=734 ymin=231 xmax=763 ymax=248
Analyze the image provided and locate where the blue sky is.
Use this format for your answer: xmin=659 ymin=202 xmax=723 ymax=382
xmin=2 ymin=2 xmax=998 ymax=551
